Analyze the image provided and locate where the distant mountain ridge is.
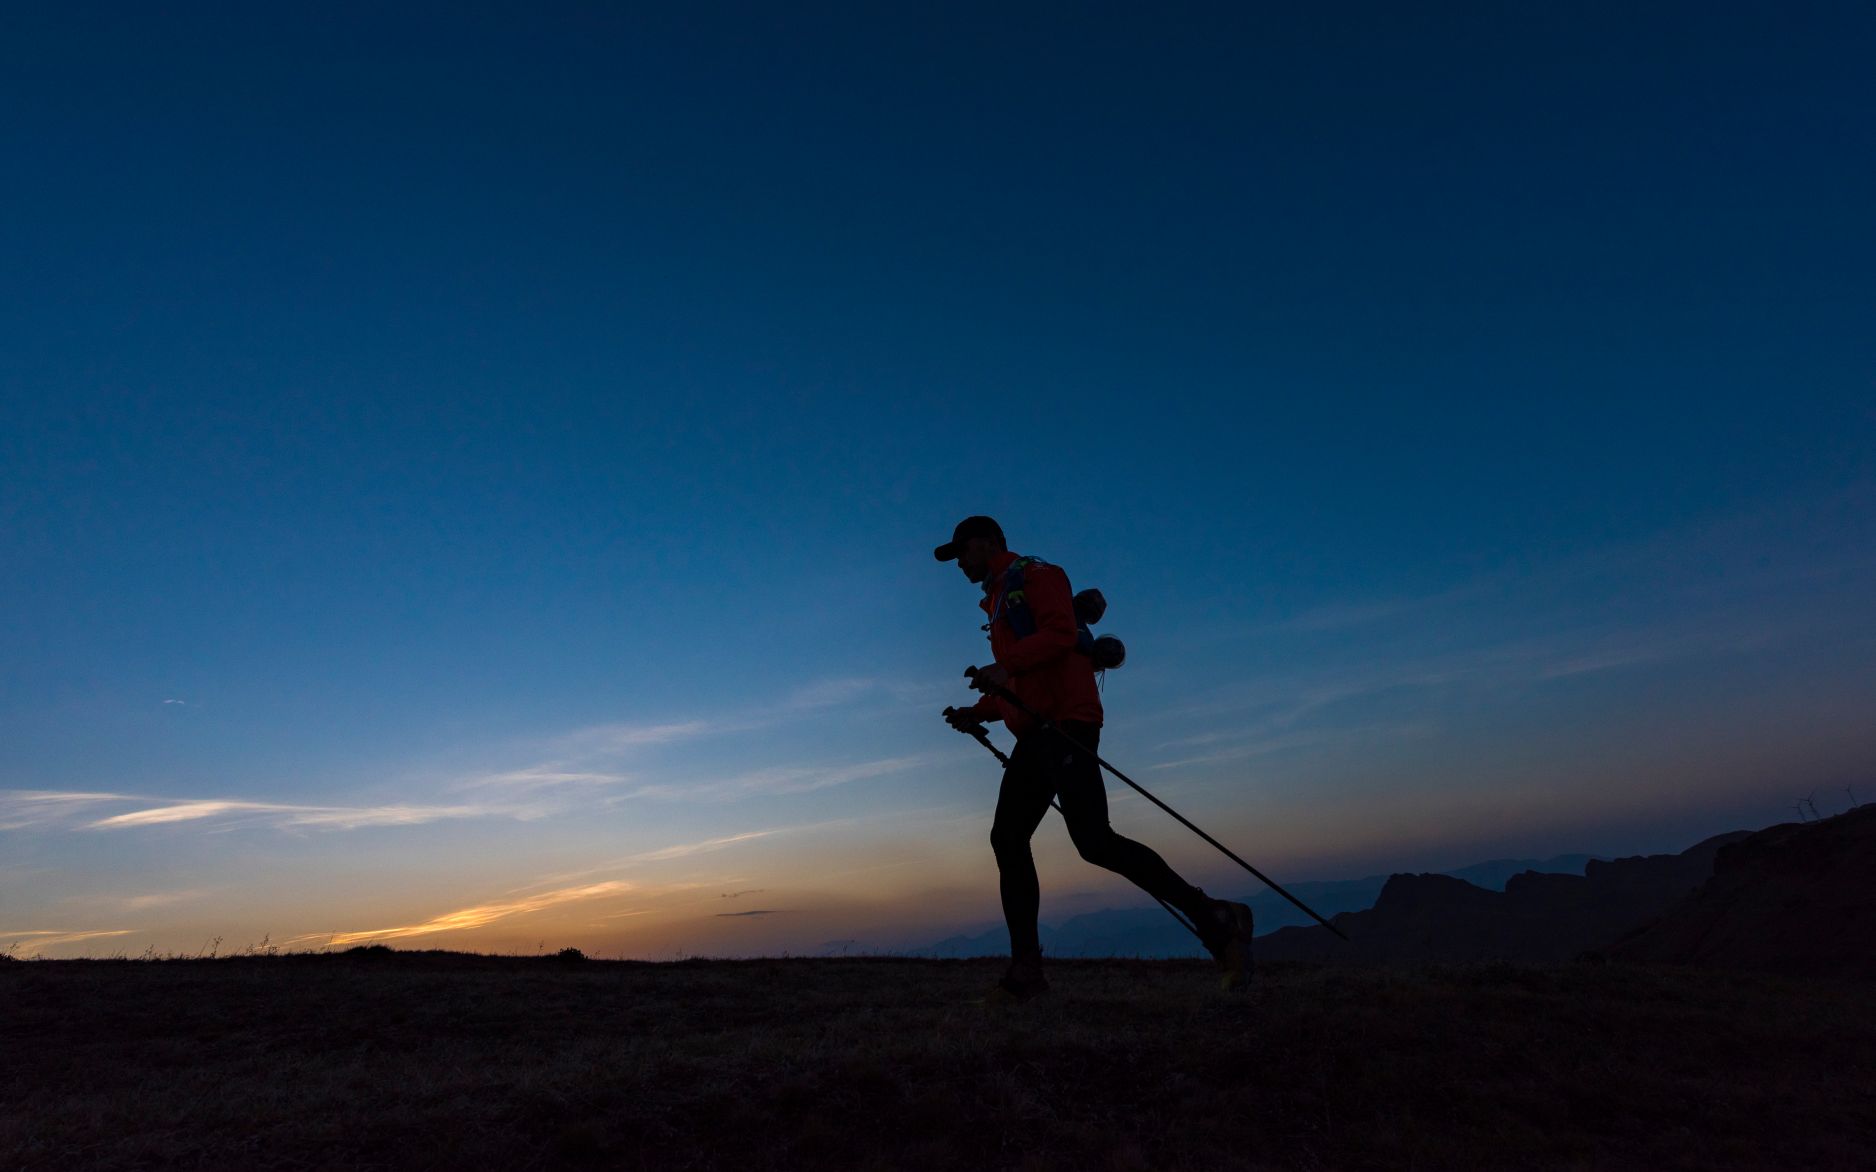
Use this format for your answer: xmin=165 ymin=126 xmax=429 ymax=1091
xmin=1257 ymin=831 xmax=1751 ymax=965
xmin=911 ymin=853 xmax=1599 ymax=959
xmin=1609 ymin=804 xmax=1876 ymax=977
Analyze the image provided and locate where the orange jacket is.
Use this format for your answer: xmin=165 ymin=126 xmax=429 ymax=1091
xmin=968 ymin=550 xmax=1104 ymax=737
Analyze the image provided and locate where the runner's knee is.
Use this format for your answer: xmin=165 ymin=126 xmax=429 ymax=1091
xmin=990 ymin=822 xmax=1029 ymax=860
xmin=1069 ymin=825 xmax=1123 ymax=868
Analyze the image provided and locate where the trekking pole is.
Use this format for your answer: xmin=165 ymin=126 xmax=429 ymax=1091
xmin=942 ymin=707 xmax=1010 ymax=767
xmin=964 ymin=668 xmax=1349 ymax=942
xmin=944 ymin=707 xmax=1202 ymax=940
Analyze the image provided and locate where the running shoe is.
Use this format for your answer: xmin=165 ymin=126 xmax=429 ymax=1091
xmin=1202 ymin=899 xmax=1255 ymax=992
xmin=977 ymin=951 xmax=1049 ymax=1005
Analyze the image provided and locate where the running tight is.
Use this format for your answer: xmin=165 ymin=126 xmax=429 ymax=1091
xmin=989 ymin=721 xmax=1213 ymax=957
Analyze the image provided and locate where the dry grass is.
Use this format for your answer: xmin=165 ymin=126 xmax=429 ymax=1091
xmin=3 ymin=952 xmax=1871 ymax=1170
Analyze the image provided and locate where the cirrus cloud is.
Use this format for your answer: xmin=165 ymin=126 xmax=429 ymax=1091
xmin=286 ymin=880 xmax=636 ymax=948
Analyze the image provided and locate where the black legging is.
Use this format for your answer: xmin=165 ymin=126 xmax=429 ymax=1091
xmin=989 ymin=720 xmax=1213 ymax=957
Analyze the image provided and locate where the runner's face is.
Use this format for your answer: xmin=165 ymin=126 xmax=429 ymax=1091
xmin=957 ymin=538 xmax=991 ymax=584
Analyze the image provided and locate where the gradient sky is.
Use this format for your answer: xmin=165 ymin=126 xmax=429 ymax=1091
xmin=4 ymin=3 xmax=1872 ymax=959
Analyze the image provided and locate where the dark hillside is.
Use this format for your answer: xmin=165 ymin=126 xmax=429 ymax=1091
xmin=1609 ymin=804 xmax=1876 ymax=976
xmin=1258 ymin=831 xmax=1749 ymax=965
xmin=4 ymin=953 xmax=1872 ymax=1170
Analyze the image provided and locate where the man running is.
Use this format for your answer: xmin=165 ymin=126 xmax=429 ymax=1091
xmin=935 ymin=515 xmax=1255 ymax=1002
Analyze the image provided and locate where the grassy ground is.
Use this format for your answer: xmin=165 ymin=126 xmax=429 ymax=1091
xmin=3 ymin=953 xmax=1871 ymax=1170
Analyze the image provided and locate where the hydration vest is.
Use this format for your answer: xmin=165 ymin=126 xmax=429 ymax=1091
xmin=988 ymin=555 xmax=1103 ymax=659
xmin=987 ymin=556 xmax=1043 ymax=639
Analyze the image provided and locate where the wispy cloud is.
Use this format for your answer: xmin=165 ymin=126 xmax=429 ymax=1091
xmin=551 ymin=720 xmax=715 ymax=755
xmin=122 ymin=890 xmax=206 ymax=911
xmin=615 ymin=755 xmax=928 ymax=802
xmin=540 ymin=675 xmax=931 ymax=758
xmin=1152 ymin=620 xmax=1780 ymax=736
xmin=83 ymin=798 xmax=501 ymax=832
xmin=625 ymin=828 xmax=785 ymax=864
xmin=1172 ymin=489 xmax=1876 ymax=727
xmin=1149 ymin=723 xmax=1431 ymax=772
xmin=716 ymin=909 xmax=782 ymax=917
xmin=2 ymin=789 xmax=524 ymax=835
xmin=456 ymin=765 xmax=634 ymax=793
xmin=505 ymin=820 xmax=855 ymax=894
xmin=288 ymin=880 xmax=636 ymax=948
xmin=7 ymin=676 xmax=940 ymax=849
xmin=0 ymin=790 xmax=134 ymax=831
xmin=62 ymin=889 xmax=212 ymax=913
xmin=1132 ymin=621 xmax=1791 ymax=778
xmin=25 ymin=808 xmax=922 ymax=956
xmin=444 ymin=675 xmax=940 ymax=810
xmin=3 ymin=928 xmax=135 ymax=957
xmin=782 ymin=677 xmax=877 ymax=710
xmin=1535 ymin=647 xmax=1668 ymax=679
xmin=442 ymin=720 xmax=712 ymax=803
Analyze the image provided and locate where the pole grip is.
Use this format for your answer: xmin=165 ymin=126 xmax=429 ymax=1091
xmin=945 ymin=703 xmax=1009 ymax=766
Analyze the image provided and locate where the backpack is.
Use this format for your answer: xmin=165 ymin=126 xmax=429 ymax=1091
xmin=988 ymin=556 xmax=1125 ymax=669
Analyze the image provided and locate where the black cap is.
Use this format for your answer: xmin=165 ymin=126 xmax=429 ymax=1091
xmin=933 ymin=515 xmax=1004 ymax=561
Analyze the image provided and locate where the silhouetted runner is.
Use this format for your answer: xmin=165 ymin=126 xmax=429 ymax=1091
xmin=935 ymin=516 xmax=1255 ymax=1003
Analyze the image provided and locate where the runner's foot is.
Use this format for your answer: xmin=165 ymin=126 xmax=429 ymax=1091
xmin=977 ymin=951 xmax=1049 ymax=1005
xmin=1201 ymin=899 xmax=1255 ymax=992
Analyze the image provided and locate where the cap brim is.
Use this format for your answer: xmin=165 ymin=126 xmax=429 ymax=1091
xmin=933 ymin=542 xmax=960 ymax=562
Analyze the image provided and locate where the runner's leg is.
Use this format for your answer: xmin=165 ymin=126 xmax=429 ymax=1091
xmin=990 ymin=733 xmax=1059 ymax=957
xmin=1050 ymin=722 xmax=1214 ymax=925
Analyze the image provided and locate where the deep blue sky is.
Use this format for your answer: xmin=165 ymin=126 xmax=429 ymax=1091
xmin=3 ymin=3 xmax=1872 ymax=956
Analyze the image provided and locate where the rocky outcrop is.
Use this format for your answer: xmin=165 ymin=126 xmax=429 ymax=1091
xmin=1259 ymin=830 xmax=1751 ymax=965
xmin=1607 ymin=804 xmax=1876 ymax=977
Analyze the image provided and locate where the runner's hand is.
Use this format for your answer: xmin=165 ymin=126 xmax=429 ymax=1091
xmin=969 ymin=664 xmax=1010 ymax=692
xmin=943 ymin=707 xmax=987 ymax=735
